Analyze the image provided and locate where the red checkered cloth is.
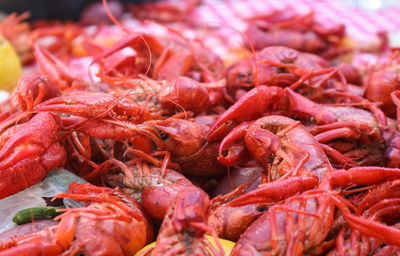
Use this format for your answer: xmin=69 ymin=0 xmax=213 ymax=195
xmin=189 ymin=0 xmax=400 ymax=53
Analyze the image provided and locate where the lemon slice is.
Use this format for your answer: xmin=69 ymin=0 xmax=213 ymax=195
xmin=0 ymin=36 xmax=22 ymax=91
xmin=135 ymin=235 xmax=235 ymax=255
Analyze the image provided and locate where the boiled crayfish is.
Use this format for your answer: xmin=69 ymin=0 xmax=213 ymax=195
xmin=0 ymin=2 xmax=400 ymax=256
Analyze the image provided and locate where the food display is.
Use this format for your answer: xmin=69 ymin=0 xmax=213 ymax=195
xmin=0 ymin=0 xmax=400 ymax=255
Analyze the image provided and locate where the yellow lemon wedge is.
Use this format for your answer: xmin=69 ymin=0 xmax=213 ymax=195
xmin=0 ymin=36 xmax=22 ymax=91
xmin=135 ymin=235 xmax=235 ymax=255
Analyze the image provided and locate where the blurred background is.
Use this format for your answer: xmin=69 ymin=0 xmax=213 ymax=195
xmin=0 ymin=0 xmax=151 ymax=20
xmin=0 ymin=0 xmax=399 ymax=47
xmin=0 ymin=0 xmax=399 ymax=20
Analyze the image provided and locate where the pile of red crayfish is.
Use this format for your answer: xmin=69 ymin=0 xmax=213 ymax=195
xmin=0 ymin=1 xmax=400 ymax=255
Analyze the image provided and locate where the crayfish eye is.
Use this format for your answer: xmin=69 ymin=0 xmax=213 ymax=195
xmin=159 ymin=131 xmax=169 ymax=140
xmin=257 ymin=205 xmax=269 ymax=212
xmin=276 ymin=67 xmax=287 ymax=74
xmin=237 ymin=73 xmax=246 ymax=81
xmin=221 ymin=148 xmax=229 ymax=157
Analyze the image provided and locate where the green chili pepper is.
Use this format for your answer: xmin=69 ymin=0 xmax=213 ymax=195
xmin=12 ymin=206 xmax=65 ymax=225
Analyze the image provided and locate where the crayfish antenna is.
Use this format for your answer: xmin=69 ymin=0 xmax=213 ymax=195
xmin=102 ymin=0 xmax=128 ymax=34
xmin=97 ymin=0 xmax=154 ymax=114
xmin=55 ymin=182 xmax=144 ymax=220
xmin=102 ymin=0 xmax=152 ymax=78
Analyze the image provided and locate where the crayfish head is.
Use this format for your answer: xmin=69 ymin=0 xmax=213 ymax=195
xmin=245 ymin=126 xmax=281 ymax=167
xmin=10 ymin=73 xmax=61 ymax=112
xmin=144 ymin=118 xmax=207 ymax=158
xmin=158 ymin=76 xmax=209 ymax=114
xmin=227 ymin=61 xmax=254 ymax=90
